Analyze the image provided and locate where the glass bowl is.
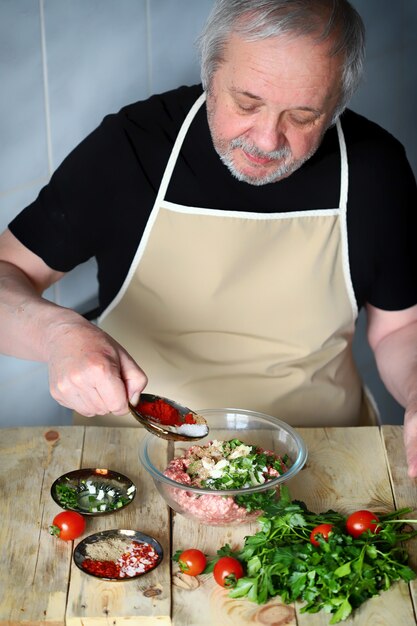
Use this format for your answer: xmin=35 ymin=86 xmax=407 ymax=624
xmin=139 ymin=408 xmax=307 ymax=526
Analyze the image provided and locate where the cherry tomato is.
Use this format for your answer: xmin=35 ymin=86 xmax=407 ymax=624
xmin=346 ymin=510 xmax=380 ymax=538
xmin=178 ymin=549 xmax=207 ymax=576
xmin=213 ymin=556 xmax=244 ymax=588
xmin=310 ymin=523 xmax=334 ymax=547
xmin=49 ymin=511 xmax=86 ymax=541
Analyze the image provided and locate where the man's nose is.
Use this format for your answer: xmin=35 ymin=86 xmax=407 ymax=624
xmin=249 ymin=112 xmax=286 ymax=153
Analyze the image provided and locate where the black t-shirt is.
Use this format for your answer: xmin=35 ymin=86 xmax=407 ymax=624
xmin=9 ymin=84 xmax=417 ymax=314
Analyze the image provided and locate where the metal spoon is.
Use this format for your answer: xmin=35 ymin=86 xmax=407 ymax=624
xmin=128 ymin=393 xmax=209 ymax=441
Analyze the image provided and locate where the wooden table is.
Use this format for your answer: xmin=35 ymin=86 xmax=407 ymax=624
xmin=1 ymin=425 xmax=417 ymax=625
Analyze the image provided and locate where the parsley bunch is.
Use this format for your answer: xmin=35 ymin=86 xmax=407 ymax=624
xmin=220 ymin=486 xmax=417 ymax=624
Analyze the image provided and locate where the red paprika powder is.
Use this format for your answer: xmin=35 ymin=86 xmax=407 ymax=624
xmin=82 ymin=558 xmax=120 ymax=578
xmin=137 ymin=398 xmax=194 ymax=427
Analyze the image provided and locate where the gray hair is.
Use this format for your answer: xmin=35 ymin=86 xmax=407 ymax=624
xmin=197 ymin=0 xmax=365 ymax=119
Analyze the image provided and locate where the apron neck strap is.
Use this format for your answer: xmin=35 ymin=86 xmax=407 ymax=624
xmin=154 ymin=91 xmax=206 ymax=207
xmin=336 ymin=118 xmax=348 ymax=214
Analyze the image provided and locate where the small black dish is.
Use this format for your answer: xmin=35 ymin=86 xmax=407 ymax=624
xmin=73 ymin=529 xmax=163 ymax=581
xmin=51 ymin=468 xmax=136 ymax=516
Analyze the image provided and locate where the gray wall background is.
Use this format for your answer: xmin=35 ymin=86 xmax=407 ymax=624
xmin=0 ymin=0 xmax=416 ymax=427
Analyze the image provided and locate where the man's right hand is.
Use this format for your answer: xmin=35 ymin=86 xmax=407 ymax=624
xmin=46 ymin=318 xmax=148 ymax=416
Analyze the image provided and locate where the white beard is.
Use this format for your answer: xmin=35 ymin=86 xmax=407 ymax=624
xmin=217 ymin=136 xmax=316 ymax=186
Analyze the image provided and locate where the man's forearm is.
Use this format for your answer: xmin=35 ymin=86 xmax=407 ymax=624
xmin=373 ymin=320 xmax=417 ymax=408
xmin=374 ymin=319 xmax=417 ymax=478
xmin=0 ymin=261 xmax=85 ymax=362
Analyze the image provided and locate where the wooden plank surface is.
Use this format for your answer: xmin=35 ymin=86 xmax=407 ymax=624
xmin=170 ymin=427 xmax=417 ymax=626
xmin=65 ymin=427 xmax=171 ymax=626
xmin=2 ymin=425 xmax=417 ymax=626
xmin=0 ymin=426 xmax=84 ymax=626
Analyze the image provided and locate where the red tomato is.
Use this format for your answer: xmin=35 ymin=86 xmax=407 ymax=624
xmin=213 ymin=556 xmax=244 ymax=588
xmin=346 ymin=510 xmax=380 ymax=538
xmin=49 ymin=511 xmax=86 ymax=541
xmin=310 ymin=523 xmax=334 ymax=547
xmin=178 ymin=549 xmax=207 ymax=576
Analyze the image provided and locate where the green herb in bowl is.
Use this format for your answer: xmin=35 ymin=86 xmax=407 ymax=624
xmin=50 ymin=468 xmax=136 ymax=516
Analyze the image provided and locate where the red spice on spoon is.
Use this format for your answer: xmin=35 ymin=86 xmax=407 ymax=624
xmin=131 ymin=394 xmax=209 ymax=439
xmin=136 ymin=398 xmax=190 ymax=426
xmin=137 ymin=398 xmax=196 ymax=427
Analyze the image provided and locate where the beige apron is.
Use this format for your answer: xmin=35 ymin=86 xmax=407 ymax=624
xmin=75 ymin=92 xmax=377 ymax=427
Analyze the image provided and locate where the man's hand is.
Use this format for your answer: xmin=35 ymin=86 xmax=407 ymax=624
xmin=46 ymin=319 xmax=147 ymax=416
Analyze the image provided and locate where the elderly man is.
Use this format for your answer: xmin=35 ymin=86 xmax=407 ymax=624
xmin=1 ymin=1 xmax=417 ymax=473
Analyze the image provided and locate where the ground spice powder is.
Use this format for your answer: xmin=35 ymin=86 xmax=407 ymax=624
xmin=85 ymin=537 xmax=130 ymax=561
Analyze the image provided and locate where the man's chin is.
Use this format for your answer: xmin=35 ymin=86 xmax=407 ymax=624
xmin=216 ymin=141 xmax=310 ymax=185
xmin=226 ymin=161 xmax=295 ymax=186
xmin=235 ymin=172 xmax=283 ymax=186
